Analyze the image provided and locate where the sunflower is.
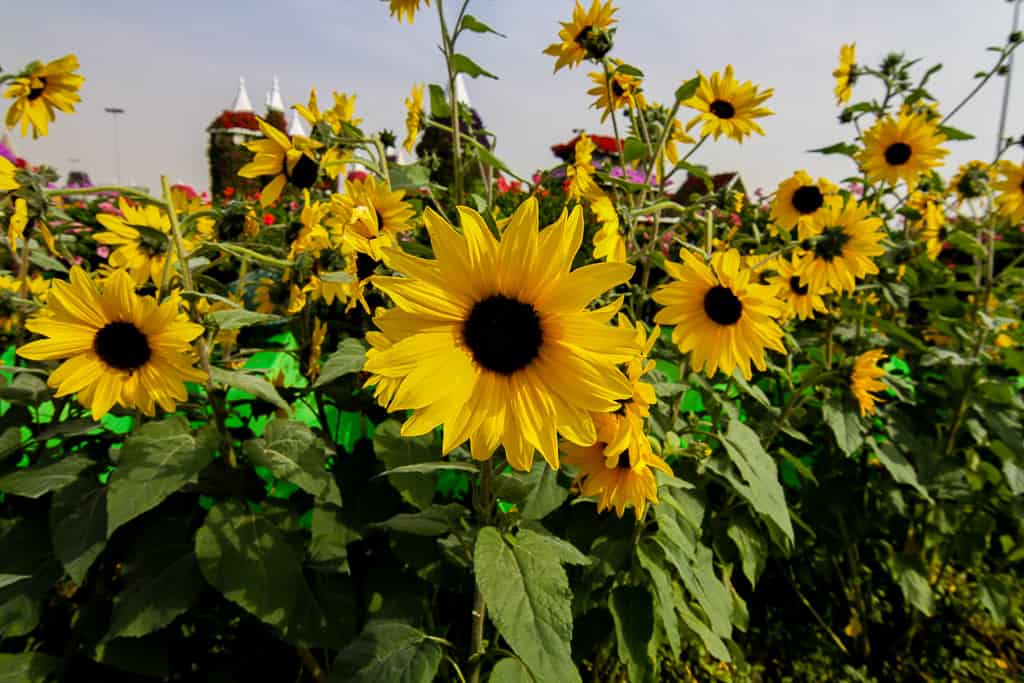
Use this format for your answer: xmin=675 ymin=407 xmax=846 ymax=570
xmin=404 ymin=84 xmax=425 ymax=153
xmin=661 ymin=117 xmax=696 ymax=167
xmin=906 ymin=191 xmax=947 ymax=260
xmin=993 ymin=160 xmax=1024 ymax=224
xmin=0 ymin=156 xmax=19 ymax=192
xmin=833 ymin=43 xmax=857 ymax=105
xmin=769 ymin=254 xmax=829 ymax=321
xmin=7 ymin=198 xmax=28 ymax=258
xmin=237 ymin=118 xmax=323 ymax=207
xmin=850 ymin=349 xmax=887 ymax=417
xmin=796 ymin=196 xmax=885 ymax=295
xmin=770 ymin=171 xmax=837 ymax=236
xmin=328 ymin=175 xmax=415 ymax=261
xmin=288 ymin=190 xmax=332 ymax=260
xmin=543 ymin=0 xmax=618 ymax=72
xmin=562 ymin=412 xmax=670 ymax=520
xmin=591 ymin=195 xmax=626 ymax=262
xmin=4 ymin=54 xmax=84 ymax=139
xmin=307 ymin=318 xmax=327 ymax=380
xmin=683 ymin=65 xmax=774 ymax=143
xmin=653 ymin=248 xmax=786 ymax=379
xmin=16 ymin=267 xmax=206 ymax=419
xmin=587 ymin=60 xmax=646 ymax=122
xmin=389 ymin=0 xmax=429 ymax=24
xmin=294 ymin=88 xmax=363 ymax=134
xmin=857 ymin=111 xmax=948 ymax=186
xmin=566 ymin=134 xmax=597 ymax=201
xmin=301 ymin=267 xmax=369 ymax=314
xmin=951 ymin=160 xmax=994 ymax=202
xmin=363 ymin=198 xmax=638 ymax=471
xmin=254 ymin=276 xmax=293 ymax=314
xmin=94 ymin=197 xmax=181 ymax=287
xmin=599 ymin=316 xmax=659 ymax=459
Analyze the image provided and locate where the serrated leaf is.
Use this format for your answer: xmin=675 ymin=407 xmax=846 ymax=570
xmin=489 ymin=657 xmax=533 ymax=683
xmin=329 ymin=620 xmax=443 ymax=683
xmin=475 ymin=527 xmax=580 ymax=683
xmin=0 ymin=653 xmax=60 ymax=683
xmin=452 ymin=53 xmax=498 ymax=79
xmin=609 ymin=586 xmax=655 ymax=682
xmin=373 ymin=420 xmax=439 ymax=510
xmin=244 ymin=419 xmax=340 ymax=505
xmin=314 ymin=337 xmax=367 ymax=388
xmin=372 ymin=504 xmax=468 ymax=536
xmin=459 ymin=14 xmax=506 ymax=37
xmin=209 ymin=308 xmax=284 ymax=329
xmin=0 ymin=456 xmax=91 ymax=499
xmin=675 ymin=76 xmax=700 ymax=103
xmin=210 ymin=367 xmax=290 ymax=410
xmin=50 ymin=469 xmax=107 ymax=585
xmin=823 ymin=393 xmax=864 ymax=456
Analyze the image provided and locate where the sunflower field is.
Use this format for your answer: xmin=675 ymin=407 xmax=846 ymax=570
xmin=2 ymin=1 xmax=1024 ymax=681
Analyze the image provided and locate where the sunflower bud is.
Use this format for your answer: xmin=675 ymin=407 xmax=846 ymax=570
xmin=580 ymin=26 xmax=615 ymax=61
xmin=379 ymin=129 xmax=397 ymax=148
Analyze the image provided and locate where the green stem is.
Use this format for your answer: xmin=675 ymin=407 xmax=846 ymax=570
xmin=467 ymin=458 xmax=495 ymax=683
xmin=437 ymin=0 xmax=465 ymax=206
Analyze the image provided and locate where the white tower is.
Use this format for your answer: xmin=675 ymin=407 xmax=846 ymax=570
xmin=231 ymin=77 xmax=254 ymax=113
xmin=266 ymin=75 xmax=286 ymax=113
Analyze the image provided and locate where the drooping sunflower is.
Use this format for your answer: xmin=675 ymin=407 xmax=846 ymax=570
xmin=389 ymin=0 xmax=430 ymax=24
xmin=566 ymin=134 xmax=598 ymax=202
xmin=661 ymin=117 xmax=696 ymax=167
xmin=94 ymin=197 xmax=179 ymax=287
xmin=543 ymin=0 xmax=618 ymax=73
xmin=562 ymin=412 xmax=670 ymax=520
xmin=0 ymin=156 xmax=19 ymax=192
xmin=17 ymin=267 xmax=206 ymax=419
xmin=683 ymin=65 xmax=774 ymax=143
xmin=769 ymin=254 xmax=830 ymax=321
xmin=403 ymin=84 xmax=424 ymax=153
xmin=906 ymin=191 xmax=947 ymax=260
xmin=951 ymin=160 xmax=993 ymax=202
xmin=796 ymin=196 xmax=885 ymax=295
xmin=363 ymin=198 xmax=638 ymax=472
xmin=590 ymin=195 xmax=625 ymax=262
xmin=833 ymin=43 xmax=857 ymax=105
xmin=4 ymin=54 xmax=84 ymax=139
xmin=237 ymin=118 xmax=323 ymax=207
xmin=850 ymin=349 xmax=887 ymax=417
xmin=857 ymin=111 xmax=948 ymax=186
xmin=7 ymin=198 xmax=28 ymax=258
xmin=993 ymin=160 xmax=1024 ymax=224
xmin=587 ymin=60 xmax=647 ymax=122
xmin=328 ymin=175 xmax=415 ymax=261
xmin=599 ymin=316 xmax=659 ymax=459
xmin=653 ymin=248 xmax=786 ymax=379
xmin=770 ymin=171 xmax=837 ymax=236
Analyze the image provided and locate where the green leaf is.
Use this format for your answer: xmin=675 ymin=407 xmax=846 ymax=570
xmin=195 ymin=500 xmax=339 ymax=647
xmin=636 ymin=541 xmax=680 ymax=656
xmin=0 ymin=427 xmax=22 ymax=462
xmin=0 ymin=373 xmax=48 ymax=405
xmin=868 ymin=440 xmax=931 ymax=500
xmin=459 ymin=14 xmax=506 ymax=37
xmin=428 ymin=84 xmax=450 ymax=118
xmin=677 ymin=600 xmax=731 ymax=662
xmin=623 ymin=137 xmax=650 ymax=164
xmin=372 ymin=504 xmax=468 ymax=536
xmin=209 ymin=308 xmax=284 ymax=329
xmin=310 ymin=504 xmax=360 ymax=573
xmin=452 ymin=53 xmax=498 ymax=80
xmin=614 ymin=63 xmax=644 ymax=78
xmin=373 ymin=420 xmax=439 ymax=510
xmin=675 ymin=76 xmax=701 ymax=103
xmin=807 ymin=142 xmax=859 ymax=157
xmin=0 ymin=456 xmax=91 ymax=499
xmin=609 ymin=586 xmax=655 ymax=683
xmin=823 ymin=393 xmax=864 ymax=457
xmin=244 ymin=419 xmax=340 ymax=506
xmin=107 ymin=418 xmax=216 ymax=537
xmin=314 ymin=337 xmax=367 ymax=388
xmin=50 ymin=469 xmax=107 ymax=585
xmin=890 ymin=553 xmax=934 ymax=616
xmin=329 ymin=620 xmax=443 ymax=683
xmin=475 ymin=527 xmax=580 ymax=683
xmin=937 ymin=125 xmax=974 ymax=141
xmin=519 ymin=465 xmax=568 ymax=520
xmin=978 ymin=575 xmax=1011 ymax=627
xmin=388 ymin=163 xmax=432 ymax=191
xmin=0 ymin=517 xmax=62 ymax=638
xmin=210 ymin=367 xmax=290 ymax=411
xmin=489 ymin=657 xmax=534 ymax=683
xmin=377 ymin=461 xmax=478 ymax=477
xmin=727 ymin=518 xmax=767 ymax=585
xmin=0 ymin=653 xmax=60 ymax=683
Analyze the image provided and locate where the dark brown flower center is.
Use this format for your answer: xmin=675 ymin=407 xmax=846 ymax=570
xmin=791 ymin=185 xmax=824 ymax=214
xmin=611 ymin=80 xmax=625 ymax=98
xmin=356 ymin=252 xmax=377 ymax=280
xmin=286 ymin=154 xmax=318 ymax=189
xmin=709 ymin=100 xmax=735 ymax=119
xmin=813 ymin=226 xmax=851 ymax=262
xmin=789 ymin=276 xmax=809 ymax=296
xmin=884 ymin=142 xmax=912 ymax=166
xmin=27 ymin=78 xmax=47 ymax=101
xmin=703 ymin=285 xmax=743 ymax=325
xmin=463 ymin=295 xmax=543 ymax=375
xmin=94 ymin=321 xmax=151 ymax=371
xmin=375 ymin=209 xmax=384 ymax=228
xmin=616 ymin=450 xmax=632 ymax=469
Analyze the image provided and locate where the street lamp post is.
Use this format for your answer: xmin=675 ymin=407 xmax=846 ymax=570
xmin=104 ymin=107 xmax=125 ymax=184
xmin=996 ymin=0 xmax=1022 ymax=159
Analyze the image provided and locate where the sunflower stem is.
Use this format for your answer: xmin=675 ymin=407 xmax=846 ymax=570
xmin=467 ymin=457 xmax=495 ymax=683
xmin=437 ymin=0 xmax=465 ymax=207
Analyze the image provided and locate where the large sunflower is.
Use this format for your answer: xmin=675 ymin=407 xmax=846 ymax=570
xmin=362 ymin=198 xmax=638 ymax=471
xmin=770 ymin=170 xmax=837 ymax=236
xmin=0 ymin=156 xmax=19 ymax=192
xmin=857 ymin=111 xmax=948 ymax=186
xmin=562 ymin=412 xmax=670 ymax=520
xmin=17 ymin=267 xmax=206 ymax=419
xmin=94 ymin=197 xmax=179 ymax=287
xmin=587 ymin=60 xmax=646 ymax=122
xmin=653 ymin=248 xmax=786 ymax=379
xmin=769 ymin=254 xmax=829 ymax=321
xmin=993 ymin=160 xmax=1024 ymax=224
xmin=328 ymin=175 xmax=415 ymax=261
xmin=543 ymin=0 xmax=618 ymax=72
xmin=796 ymin=196 xmax=885 ymax=295
xmin=237 ymin=118 xmax=323 ymax=207
xmin=833 ymin=43 xmax=856 ymax=105
xmin=683 ymin=65 xmax=773 ymax=143
xmin=850 ymin=349 xmax=887 ymax=417
xmin=4 ymin=54 xmax=84 ymax=139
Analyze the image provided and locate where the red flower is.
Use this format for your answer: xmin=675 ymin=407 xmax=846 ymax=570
xmin=223 ymin=186 xmax=235 ymax=198
xmin=262 ymin=213 xmax=275 ymax=226
xmin=347 ymin=170 xmax=368 ymax=182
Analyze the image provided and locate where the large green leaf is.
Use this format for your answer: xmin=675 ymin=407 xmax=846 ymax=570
xmin=636 ymin=541 xmax=681 ymax=656
xmin=452 ymin=53 xmax=498 ymax=79
xmin=50 ymin=469 xmax=107 ymax=585
xmin=0 ymin=456 xmax=91 ymax=499
xmin=609 ymin=586 xmax=655 ymax=682
xmin=373 ymin=420 xmax=438 ymax=510
xmin=519 ymin=465 xmax=568 ymax=520
xmin=727 ymin=517 xmax=767 ymax=585
xmin=244 ymin=419 xmax=341 ymax=505
xmin=309 ymin=503 xmax=360 ymax=573
xmin=211 ymin=367 xmax=290 ymax=410
xmin=314 ymin=337 xmax=367 ymax=388
xmin=372 ymin=504 xmax=468 ymax=536
xmin=489 ymin=657 xmax=533 ymax=683
xmin=209 ymin=309 xmax=284 ymax=329
xmin=474 ymin=527 xmax=580 ymax=683
xmin=0 ymin=517 xmax=62 ymax=638
xmin=0 ymin=653 xmax=60 ymax=683
xmin=329 ymin=620 xmax=443 ymax=683
xmin=890 ymin=553 xmax=935 ymax=616
xmin=868 ymin=440 xmax=930 ymax=500
xmin=823 ymin=393 xmax=865 ymax=456
xmin=107 ymin=417 xmax=216 ymax=537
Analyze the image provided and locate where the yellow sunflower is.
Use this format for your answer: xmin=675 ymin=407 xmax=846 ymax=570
xmin=850 ymin=349 xmax=887 ymax=417
xmin=254 ymin=276 xmax=292 ymax=314
xmin=906 ymin=191 xmax=947 ymax=260
xmin=661 ymin=117 xmax=696 ymax=168
xmin=653 ymin=248 xmax=786 ymax=379
xmin=94 ymin=197 xmax=181 ymax=287
xmin=328 ymin=175 xmax=415 ymax=261
xmin=288 ymin=190 xmax=332 ymax=260
xmin=17 ymin=267 xmax=206 ymax=420
xmin=951 ymin=160 xmax=994 ymax=202
xmin=294 ymin=88 xmax=363 ymax=134
xmin=237 ymin=118 xmax=323 ymax=207
xmin=770 ymin=171 xmax=837 ymax=236
xmin=362 ymin=198 xmax=638 ymax=472
xmin=567 ymin=134 xmax=597 ymax=201
xmin=543 ymin=0 xmax=618 ymax=73
xmin=7 ymin=198 xmax=28 ymax=258
xmin=4 ymin=54 xmax=84 ymax=139
xmin=591 ymin=195 xmax=626 ymax=262
xmin=833 ymin=43 xmax=856 ymax=105
xmin=404 ymin=84 xmax=425 ymax=153
xmin=0 ymin=156 xmax=19 ymax=192
xmin=769 ymin=254 xmax=829 ymax=321
xmin=562 ymin=412 xmax=670 ymax=520
xmin=307 ymin=318 xmax=328 ymax=380
xmin=599 ymin=315 xmax=659 ymax=459
xmin=857 ymin=111 xmax=948 ymax=186
xmin=796 ymin=196 xmax=885 ymax=295
xmin=683 ymin=65 xmax=774 ymax=143
xmin=389 ymin=0 xmax=429 ymax=24
xmin=993 ymin=160 xmax=1024 ymax=224
xmin=587 ymin=60 xmax=647 ymax=122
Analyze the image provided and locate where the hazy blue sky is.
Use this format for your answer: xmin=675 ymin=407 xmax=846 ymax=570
xmin=3 ymin=1 xmax=1022 ymax=195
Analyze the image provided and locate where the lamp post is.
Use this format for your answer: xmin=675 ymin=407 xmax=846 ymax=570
xmin=996 ymin=0 xmax=1022 ymax=159
xmin=104 ymin=107 xmax=125 ymax=184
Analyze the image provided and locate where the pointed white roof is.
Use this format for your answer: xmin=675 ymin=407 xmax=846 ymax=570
xmin=286 ymin=110 xmax=307 ymax=137
xmin=454 ymin=74 xmax=472 ymax=108
xmin=231 ymin=77 xmax=254 ymax=112
xmin=266 ymin=75 xmax=286 ymax=112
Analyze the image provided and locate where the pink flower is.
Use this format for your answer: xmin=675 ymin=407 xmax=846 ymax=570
xmin=97 ymin=246 xmax=110 ymax=258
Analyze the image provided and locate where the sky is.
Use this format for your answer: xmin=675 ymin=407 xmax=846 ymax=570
xmin=3 ymin=1 xmax=1022 ymax=196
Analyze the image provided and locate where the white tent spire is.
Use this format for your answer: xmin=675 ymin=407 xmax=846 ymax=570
xmin=453 ymin=73 xmax=472 ymax=108
xmin=266 ymin=75 xmax=286 ymax=112
xmin=286 ymin=109 xmax=307 ymax=137
xmin=231 ymin=77 xmax=254 ymax=112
